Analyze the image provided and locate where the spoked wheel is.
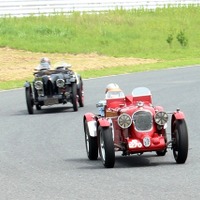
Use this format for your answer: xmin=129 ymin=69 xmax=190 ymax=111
xmin=98 ymin=126 xmax=115 ymax=168
xmin=84 ymin=119 xmax=98 ymax=160
xmin=25 ymin=86 xmax=34 ymax=114
xmin=172 ymin=119 xmax=188 ymax=164
xmin=71 ymin=83 xmax=78 ymax=111
xmin=77 ymin=80 xmax=84 ymax=107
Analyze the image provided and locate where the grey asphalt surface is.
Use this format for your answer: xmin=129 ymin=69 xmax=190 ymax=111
xmin=0 ymin=66 xmax=200 ymax=200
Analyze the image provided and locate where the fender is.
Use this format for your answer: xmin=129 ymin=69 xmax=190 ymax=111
xmin=84 ymin=113 xmax=97 ymax=137
xmin=171 ymin=111 xmax=185 ymax=133
xmin=84 ymin=112 xmax=96 ymax=122
xmin=173 ymin=110 xmax=185 ymax=120
xmin=98 ymin=118 xmax=110 ymax=127
xmin=24 ymin=81 xmax=31 ymax=88
xmin=74 ymin=72 xmax=80 ymax=85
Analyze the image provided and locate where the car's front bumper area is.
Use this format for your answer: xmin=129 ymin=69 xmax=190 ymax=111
xmin=37 ymin=95 xmax=65 ymax=106
xmin=126 ymin=136 xmax=166 ymax=153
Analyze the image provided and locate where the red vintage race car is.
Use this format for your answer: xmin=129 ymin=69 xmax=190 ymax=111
xmin=83 ymin=86 xmax=188 ymax=168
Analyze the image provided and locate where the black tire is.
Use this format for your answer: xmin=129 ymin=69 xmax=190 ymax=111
xmin=84 ymin=119 xmax=98 ymax=160
xmin=36 ymin=105 xmax=41 ymax=110
xmin=172 ymin=119 xmax=188 ymax=164
xmin=156 ymin=149 xmax=167 ymax=156
xmin=72 ymin=83 xmax=78 ymax=111
xmin=25 ymin=86 xmax=34 ymax=114
xmin=98 ymin=126 xmax=115 ymax=168
xmin=77 ymin=81 xmax=84 ymax=107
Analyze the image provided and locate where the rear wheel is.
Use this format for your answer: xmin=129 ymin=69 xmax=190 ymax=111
xmin=25 ymin=86 xmax=34 ymax=114
xmin=84 ymin=119 xmax=98 ymax=160
xmin=98 ymin=126 xmax=115 ymax=168
xmin=71 ymin=83 xmax=78 ymax=111
xmin=78 ymin=80 xmax=84 ymax=107
xmin=172 ymin=119 xmax=188 ymax=164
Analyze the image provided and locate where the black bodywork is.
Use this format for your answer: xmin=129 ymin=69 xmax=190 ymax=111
xmin=24 ymin=65 xmax=84 ymax=114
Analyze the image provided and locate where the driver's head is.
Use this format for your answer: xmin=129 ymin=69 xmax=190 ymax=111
xmin=40 ymin=57 xmax=51 ymax=69
xmin=105 ymin=83 xmax=125 ymax=99
xmin=105 ymin=83 xmax=120 ymax=93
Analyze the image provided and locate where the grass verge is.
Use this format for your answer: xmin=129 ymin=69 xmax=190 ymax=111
xmin=1 ymin=58 xmax=199 ymax=90
xmin=0 ymin=6 xmax=200 ymax=90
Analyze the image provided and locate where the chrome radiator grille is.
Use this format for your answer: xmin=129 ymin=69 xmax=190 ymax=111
xmin=132 ymin=110 xmax=153 ymax=131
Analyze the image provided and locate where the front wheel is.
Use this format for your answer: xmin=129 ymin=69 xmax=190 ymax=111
xmin=36 ymin=104 xmax=41 ymax=110
xmin=71 ymin=83 xmax=78 ymax=111
xmin=84 ymin=119 xmax=98 ymax=160
xmin=172 ymin=119 xmax=188 ymax=164
xmin=156 ymin=149 xmax=167 ymax=156
xmin=25 ymin=86 xmax=34 ymax=114
xmin=98 ymin=126 xmax=115 ymax=168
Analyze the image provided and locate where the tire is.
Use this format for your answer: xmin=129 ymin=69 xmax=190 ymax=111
xmin=156 ymin=149 xmax=167 ymax=156
xmin=84 ymin=119 xmax=98 ymax=160
xmin=25 ymin=86 xmax=34 ymax=114
xmin=34 ymin=89 xmax=41 ymax=110
xmin=36 ymin=105 xmax=41 ymax=110
xmin=98 ymin=126 xmax=115 ymax=168
xmin=156 ymin=132 xmax=167 ymax=156
xmin=71 ymin=83 xmax=78 ymax=111
xmin=172 ymin=119 xmax=188 ymax=164
xmin=77 ymin=80 xmax=84 ymax=107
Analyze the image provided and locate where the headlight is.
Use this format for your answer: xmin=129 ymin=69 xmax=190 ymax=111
xmin=34 ymin=81 xmax=43 ymax=90
xmin=118 ymin=113 xmax=132 ymax=129
xmin=56 ymin=79 xmax=65 ymax=88
xmin=154 ymin=111 xmax=168 ymax=125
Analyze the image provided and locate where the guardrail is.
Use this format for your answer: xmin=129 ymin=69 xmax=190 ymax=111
xmin=0 ymin=0 xmax=200 ymax=17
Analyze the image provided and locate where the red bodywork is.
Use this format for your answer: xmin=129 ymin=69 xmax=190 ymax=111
xmin=105 ymin=94 xmax=166 ymax=154
xmin=84 ymin=87 xmax=185 ymax=155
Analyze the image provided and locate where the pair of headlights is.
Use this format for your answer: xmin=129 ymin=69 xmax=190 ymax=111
xmin=117 ymin=111 xmax=168 ymax=129
xmin=34 ymin=79 xmax=65 ymax=90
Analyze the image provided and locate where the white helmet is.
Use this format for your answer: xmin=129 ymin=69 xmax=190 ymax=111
xmin=105 ymin=83 xmax=120 ymax=93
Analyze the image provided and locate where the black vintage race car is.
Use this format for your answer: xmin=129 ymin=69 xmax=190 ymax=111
xmin=24 ymin=62 xmax=84 ymax=114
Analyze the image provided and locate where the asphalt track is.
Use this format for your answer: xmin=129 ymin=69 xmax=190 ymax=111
xmin=0 ymin=66 xmax=200 ymax=200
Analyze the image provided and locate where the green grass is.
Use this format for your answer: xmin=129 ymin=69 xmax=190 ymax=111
xmin=0 ymin=80 xmax=27 ymax=91
xmin=0 ymin=5 xmax=200 ymax=90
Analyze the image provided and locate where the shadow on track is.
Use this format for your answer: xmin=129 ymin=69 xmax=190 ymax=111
xmin=18 ymin=105 xmax=76 ymax=115
xmin=64 ymin=154 xmax=176 ymax=170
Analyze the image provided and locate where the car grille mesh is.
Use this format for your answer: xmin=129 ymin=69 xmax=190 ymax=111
xmin=132 ymin=110 xmax=153 ymax=131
